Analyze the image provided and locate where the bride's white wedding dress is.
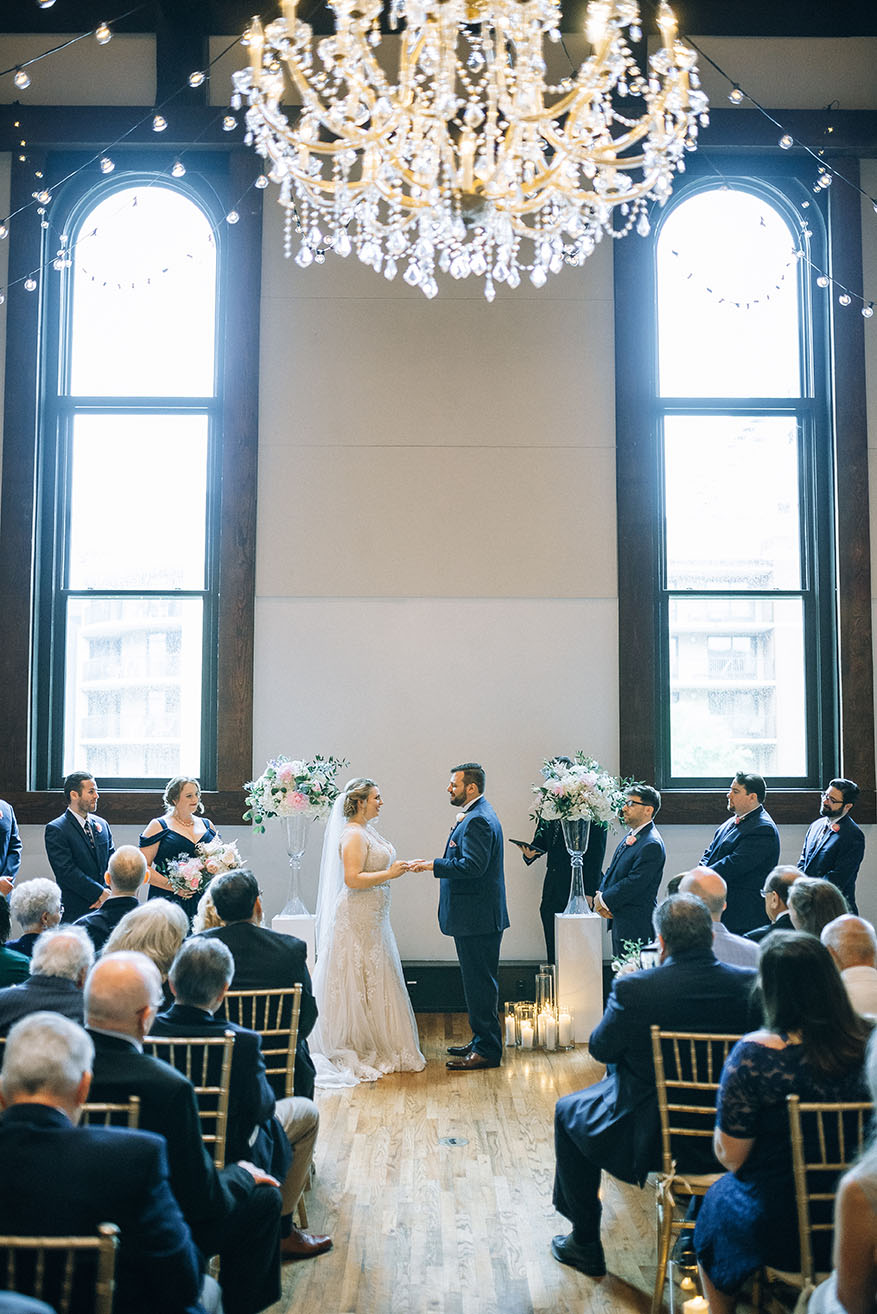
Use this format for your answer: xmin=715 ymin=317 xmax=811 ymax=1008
xmin=310 ymin=820 xmax=425 ymax=1087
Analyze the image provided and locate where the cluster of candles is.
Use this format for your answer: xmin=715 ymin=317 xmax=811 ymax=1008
xmin=504 ymin=965 xmax=575 ymax=1051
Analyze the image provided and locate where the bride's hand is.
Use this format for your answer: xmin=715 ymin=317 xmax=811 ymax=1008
xmin=387 ymin=860 xmax=409 ymax=879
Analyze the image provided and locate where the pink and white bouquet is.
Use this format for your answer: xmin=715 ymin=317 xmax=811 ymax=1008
xmin=165 ymin=837 xmax=244 ymax=899
xmin=531 ymin=752 xmax=626 ymax=825
xmin=243 ymin=754 xmax=348 ymax=833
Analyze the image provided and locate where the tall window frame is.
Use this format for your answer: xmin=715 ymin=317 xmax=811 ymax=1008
xmin=615 ymin=152 xmax=875 ymax=824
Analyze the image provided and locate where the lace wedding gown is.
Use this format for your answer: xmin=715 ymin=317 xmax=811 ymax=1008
xmin=310 ymin=823 xmax=425 ymax=1087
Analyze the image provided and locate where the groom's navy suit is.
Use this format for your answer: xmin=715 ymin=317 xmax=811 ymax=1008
xmin=598 ymin=822 xmax=665 ymax=955
xmin=434 ymin=795 xmax=509 ymax=1064
xmin=44 ymin=808 xmax=114 ymax=923
xmin=700 ymin=804 xmax=780 ymax=935
xmin=798 ymin=813 xmax=865 ymax=913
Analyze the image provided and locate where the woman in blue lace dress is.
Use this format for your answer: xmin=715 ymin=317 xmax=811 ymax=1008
xmin=139 ymin=777 xmax=218 ymax=925
xmin=695 ymin=932 xmax=872 ymax=1313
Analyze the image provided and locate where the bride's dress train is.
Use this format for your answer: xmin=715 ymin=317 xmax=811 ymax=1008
xmin=310 ymin=823 xmax=425 ymax=1087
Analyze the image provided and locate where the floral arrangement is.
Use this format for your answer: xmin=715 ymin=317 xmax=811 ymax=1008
xmin=610 ymin=939 xmax=649 ymax=977
xmin=531 ymin=752 xmax=626 ymax=826
xmin=165 ymin=836 xmax=244 ymax=899
xmin=243 ymin=754 xmax=349 ymax=833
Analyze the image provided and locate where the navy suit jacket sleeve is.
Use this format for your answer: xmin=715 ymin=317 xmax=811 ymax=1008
xmin=599 ymin=836 xmax=665 ymax=915
xmin=0 ymin=805 xmax=21 ymax=882
xmin=433 ymin=814 xmax=493 ymax=882
xmin=124 ymin=1133 xmax=204 ymax=1310
xmin=44 ymin=818 xmax=105 ymax=906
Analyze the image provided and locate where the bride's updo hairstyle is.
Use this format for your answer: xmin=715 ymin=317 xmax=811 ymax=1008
xmin=343 ymin=778 xmax=377 ymax=819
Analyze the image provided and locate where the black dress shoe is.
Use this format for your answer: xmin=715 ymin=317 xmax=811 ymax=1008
xmin=446 ymin=1041 xmax=475 ymax=1056
xmin=550 ymin=1234 xmax=606 ymax=1277
xmin=446 ymin=1051 xmax=501 ymax=1071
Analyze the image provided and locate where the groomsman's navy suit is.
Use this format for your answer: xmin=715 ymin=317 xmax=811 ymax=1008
xmin=0 ymin=800 xmax=21 ymax=887
xmin=798 ymin=813 xmax=865 ymax=913
xmin=553 ymin=945 xmax=757 ymax=1244
xmin=700 ymin=805 xmax=780 ymax=934
xmin=44 ymin=808 xmax=114 ymax=923
xmin=598 ymin=822 xmax=665 ymax=954
xmin=434 ymin=795 xmax=509 ymax=1064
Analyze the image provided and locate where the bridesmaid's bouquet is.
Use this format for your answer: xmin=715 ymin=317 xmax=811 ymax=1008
xmin=531 ymin=752 xmax=626 ymax=826
xmin=164 ymin=837 xmax=244 ymax=898
xmin=243 ymin=754 xmax=349 ymax=833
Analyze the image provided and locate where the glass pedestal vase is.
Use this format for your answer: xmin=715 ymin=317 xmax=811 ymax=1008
xmin=560 ymin=817 xmax=595 ymax=916
xmin=282 ymin=812 xmax=315 ymax=916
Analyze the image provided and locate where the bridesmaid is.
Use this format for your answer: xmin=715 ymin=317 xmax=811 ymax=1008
xmin=139 ymin=777 xmax=218 ymax=924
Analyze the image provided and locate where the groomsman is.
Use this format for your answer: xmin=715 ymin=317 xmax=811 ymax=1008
xmin=594 ymin=786 xmax=665 ymax=955
xmin=798 ymin=779 xmax=865 ymax=914
xmin=700 ymin=772 xmax=780 ymax=935
xmin=45 ymin=772 xmax=114 ymax=923
xmin=0 ymin=800 xmax=22 ymax=896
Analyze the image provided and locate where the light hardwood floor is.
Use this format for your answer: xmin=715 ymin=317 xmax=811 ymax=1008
xmin=269 ymin=1013 xmax=713 ymax=1314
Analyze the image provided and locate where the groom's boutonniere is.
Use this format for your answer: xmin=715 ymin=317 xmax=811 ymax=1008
xmin=624 ymin=834 xmax=637 ymax=846
xmin=455 ymin=813 xmax=466 ymax=824
xmin=830 ymin=822 xmax=841 ymax=833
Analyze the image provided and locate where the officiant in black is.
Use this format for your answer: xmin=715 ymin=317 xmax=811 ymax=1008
xmin=518 ymin=759 xmax=607 ymax=962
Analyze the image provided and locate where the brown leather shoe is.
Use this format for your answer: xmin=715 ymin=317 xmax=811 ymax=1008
xmin=280 ymin=1226 xmax=333 ymax=1262
xmin=446 ymin=1051 xmax=500 ymax=1071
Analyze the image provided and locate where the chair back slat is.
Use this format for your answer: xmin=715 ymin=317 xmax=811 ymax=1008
xmin=651 ymin=1028 xmax=742 ymax=1175
xmin=0 ymin=1222 xmax=119 ymax=1314
xmin=80 ymin=1096 xmax=140 ymax=1129
xmin=223 ymin=986 xmax=302 ymax=1101
xmin=143 ymin=1033 xmax=234 ymax=1169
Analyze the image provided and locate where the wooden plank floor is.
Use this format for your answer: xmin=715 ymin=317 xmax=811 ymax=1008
xmin=268 ymin=1013 xmax=736 ymax=1314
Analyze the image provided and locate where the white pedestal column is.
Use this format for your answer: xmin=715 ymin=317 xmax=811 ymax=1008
xmin=555 ymin=912 xmax=604 ymax=1043
xmin=271 ymin=913 xmax=317 ymax=967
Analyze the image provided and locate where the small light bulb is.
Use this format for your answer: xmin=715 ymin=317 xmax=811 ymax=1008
xmin=13 ymin=69 xmax=32 ymax=90
xmin=95 ymin=22 xmax=112 ymax=44
xmin=99 ymin=156 xmax=115 ymax=174
xmin=226 ymin=210 xmax=240 ymax=224
xmin=36 ymin=189 xmax=50 ymax=204
xmin=0 ymin=291 xmax=5 ymax=305
xmin=838 ymin=293 xmax=852 ymax=307
xmin=779 ymin=134 xmax=793 ymax=150
xmin=171 ymin=160 xmax=186 ymax=178
xmin=816 ymin=275 xmax=830 ymax=288
xmin=188 ymin=70 xmax=206 ymax=88
xmin=863 ymin=305 xmax=874 ymax=319
xmin=152 ymin=114 xmax=167 ymax=132
xmin=0 ymin=224 xmax=7 ymax=240
xmin=728 ymin=87 xmax=744 ymax=105
xmin=222 ymin=115 xmax=238 ymax=132
xmin=818 ymin=172 xmax=832 ymax=188
xmin=255 ymin=174 xmax=269 ymax=189
xmin=24 ymin=277 xmax=37 ymax=292
xmin=37 ymin=0 xmax=56 ymax=7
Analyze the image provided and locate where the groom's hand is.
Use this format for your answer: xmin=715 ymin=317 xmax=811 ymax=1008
xmin=409 ymin=860 xmax=433 ymax=871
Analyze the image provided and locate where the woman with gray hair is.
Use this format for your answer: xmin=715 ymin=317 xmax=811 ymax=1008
xmin=7 ymin=879 xmax=63 ymax=958
xmin=102 ymin=898 xmax=189 ymax=1006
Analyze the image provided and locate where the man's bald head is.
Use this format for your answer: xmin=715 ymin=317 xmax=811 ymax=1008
xmin=84 ymin=951 xmax=163 ymax=1038
xmin=821 ymin=915 xmax=877 ymax=971
xmin=679 ymin=867 xmax=727 ymax=921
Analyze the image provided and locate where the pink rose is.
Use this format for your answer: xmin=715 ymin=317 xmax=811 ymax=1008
xmin=277 ymin=764 xmax=295 ymax=784
xmin=205 ymin=859 xmax=220 ymax=874
xmin=290 ymin=792 xmax=308 ymax=810
xmin=551 ymin=782 xmax=565 ymax=795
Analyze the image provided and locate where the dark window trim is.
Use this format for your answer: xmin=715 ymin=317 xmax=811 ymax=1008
xmin=615 ymin=153 xmax=875 ymax=825
xmin=0 ymin=138 xmax=260 ymax=826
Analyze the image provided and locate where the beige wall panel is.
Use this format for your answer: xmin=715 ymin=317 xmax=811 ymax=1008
xmin=256 ymin=444 xmax=617 ymax=598
xmin=0 ymin=35 xmax=155 ymax=105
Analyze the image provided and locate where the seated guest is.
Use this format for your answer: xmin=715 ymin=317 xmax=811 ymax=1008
xmin=694 ymin=932 xmax=871 ymax=1313
xmin=85 ymin=952 xmax=283 ymax=1314
xmin=153 ymin=936 xmax=332 ymax=1261
xmin=0 ymin=896 xmax=28 ymax=987
xmin=551 ymin=894 xmax=757 ymax=1278
xmin=103 ymin=897 xmax=189 ymax=1005
xmin=821 ymin=915 xmax=877 ymax=1019
xmin=788 ymin=876 xmax=848 ymax=939
xmin=192 ymin=882 xmax=224 ymax=934
xmin=75 ymin=845 xmax=146 ymax=951
xmin=745 ymin=865 xmax=799 ymax=943
xmin=679 ymin=868 xmax=760 ymax=967
xmin=809 ymin=1029 xmax=877 ymax=1314
xmin=0 ymin=926 xmax=94 ymax=1033
xmin=7 ymin=879 xmax=62 ymax=958
xmin=0 ymin=1011 xmax=208 ymax=1314
xmin=201 ymin=869 xmax=318 ymax=1100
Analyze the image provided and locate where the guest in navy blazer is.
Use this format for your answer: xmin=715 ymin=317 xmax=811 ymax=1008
xmin=595 ymin=784 xmax=665 ymax=955
xmin=0 ymin=800 xmax=21 ymax=897
xmin=700 ymin=772 xmax=780 ymax=934
xmin=798 ymin=778 xmax=866 ymax=914
xmin=551 ymin=893 xmax=757 ymax=1278
xmin=44 ymin=771 xmax=114 ymax=923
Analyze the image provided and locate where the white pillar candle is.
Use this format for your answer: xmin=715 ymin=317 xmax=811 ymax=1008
xmin=682 ymin=1297 xmax=709 ymax=1314
xmin=505 ymin=1014 xmax=516 ymax=1046
xmin=558 ymin=1011 xmax=573 ymax=1047
xmin=520 ymin=1020 xmax=534 ymax=1049
xmin=540 ymin=1010 xmax=557 ymax=1049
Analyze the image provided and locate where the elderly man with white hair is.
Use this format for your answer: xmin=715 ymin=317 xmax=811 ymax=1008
xmin=6 ymin=879 xmax=62 ymax=958
xmin=0 ymin=925 xmax=94 ymax=1034
xmin=0 ymin=1011 xmax=208 ymax=1314
xmin=821 ymin=914 xmax=877 ymax=1017
xmin=679 ymin=867 xmax=760 ymax=967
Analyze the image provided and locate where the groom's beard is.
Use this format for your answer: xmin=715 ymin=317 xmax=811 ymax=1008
xmin=449 ymin=790 xmax=467 ymax=808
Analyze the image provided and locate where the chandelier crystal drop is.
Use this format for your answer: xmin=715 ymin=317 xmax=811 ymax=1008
xmin=235 ymin=0 xmax=707 ymax=298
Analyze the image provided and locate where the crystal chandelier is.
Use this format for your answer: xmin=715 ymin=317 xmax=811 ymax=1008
xmin=235 ymin=0 xmax=708 ymax=299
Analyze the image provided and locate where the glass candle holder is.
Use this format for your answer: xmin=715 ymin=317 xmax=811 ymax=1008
xmin=535 ymin=965 xmax=556 ymax=1017
xmin=537 ymin=1004 xmax=558 ymax=1051
xmin=557 ymin=1003 xmax=575 ymax=1049
xmin=504 ymin=1002 xmax=517 ymax=1048
xmin=514 ymin=1002 xmax=536 ymax=1050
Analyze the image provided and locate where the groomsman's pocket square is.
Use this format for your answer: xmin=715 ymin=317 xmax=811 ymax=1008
xmin=449 ymin=840 xmax=457 ymax=849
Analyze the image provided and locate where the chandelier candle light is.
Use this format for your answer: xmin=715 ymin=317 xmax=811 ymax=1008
xmin=235 ymin=0 xmax=707 ymax=298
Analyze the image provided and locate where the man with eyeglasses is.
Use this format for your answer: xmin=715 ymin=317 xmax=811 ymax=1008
xmin=745 ymin=864 xmax=799 ymax=943
xmin=798 ymin=778 xmax=865 ymax=914
xmin=594 ymin=785 xmax=665 ymax=955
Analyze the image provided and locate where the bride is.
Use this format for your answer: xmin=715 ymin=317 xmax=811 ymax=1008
xmin=310 ymin=777 xmax=426 ymax=1086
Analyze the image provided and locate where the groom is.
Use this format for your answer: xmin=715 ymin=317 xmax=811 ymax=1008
xmin=415 ymin=763 xmax=509 ymax=1072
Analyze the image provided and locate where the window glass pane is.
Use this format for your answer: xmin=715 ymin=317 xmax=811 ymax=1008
xmin=63 ymin=597 xmax=203 ymax=779
xmin=657 ymin=189 xmax=801 ymax=398
xmin=665 ymin=415 xmax=801 ymax=590
xmin=70 ymin=186 xmax=216 ymax=397
xmin=669 ymin=596 xmax=806 ymax=777
xmin=67 ymin=414 xmax=208 ymax=589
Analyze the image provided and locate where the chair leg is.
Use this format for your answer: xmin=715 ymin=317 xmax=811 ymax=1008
xmin=295 ymin=1196 xmax=309 ymax=1229
xmin=652 ymin=1202 xmax=674 ymax=1314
